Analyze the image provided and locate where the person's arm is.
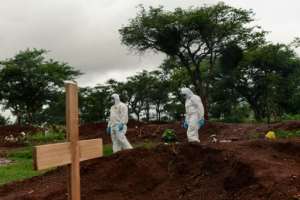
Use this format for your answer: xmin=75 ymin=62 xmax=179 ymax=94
xmin=192 ymin=96 xmax=205 ymax=119
xmin=120 ymin=104 xmax=129 ymax=124
xmin=107 ymin=107 xmax=112 ymax=127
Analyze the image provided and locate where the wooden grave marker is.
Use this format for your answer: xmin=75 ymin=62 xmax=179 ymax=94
xmin=33 ymin=81 xmax=103 ymax=200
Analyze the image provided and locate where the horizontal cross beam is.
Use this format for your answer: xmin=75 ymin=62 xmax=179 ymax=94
xmin=33 ymin=138 xmax=103 ymax=170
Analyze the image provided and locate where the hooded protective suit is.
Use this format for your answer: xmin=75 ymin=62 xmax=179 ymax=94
xmin=108 ymin=94 xmax=133 ymax=153
xmin=180 ymin=88 xmax=205 ymax=142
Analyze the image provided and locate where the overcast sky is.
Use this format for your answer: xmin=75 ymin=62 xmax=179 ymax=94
xmin=0 ymin=0 xmax=299 ymax=88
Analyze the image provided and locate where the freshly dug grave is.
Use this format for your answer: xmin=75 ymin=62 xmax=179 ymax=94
xmin=1 ymin=140 xmax=299 ymax=200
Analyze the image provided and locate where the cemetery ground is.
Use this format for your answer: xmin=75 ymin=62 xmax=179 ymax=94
xmin=0 ymin=121 xmax=300 ymax=199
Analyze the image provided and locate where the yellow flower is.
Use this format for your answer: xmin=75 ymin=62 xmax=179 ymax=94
xmin=265 ymin=131 xmax=276 ymax=140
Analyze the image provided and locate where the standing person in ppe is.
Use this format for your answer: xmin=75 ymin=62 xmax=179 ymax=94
xmin=107 ymin=93 xmax=133 ymax=153
xmin=180 ymin=88 xmax=205 ymax=142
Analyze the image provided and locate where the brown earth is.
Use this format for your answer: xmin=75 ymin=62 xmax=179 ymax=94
xmin=80 ymin=120 xmax=300 ymax=144
xmin=1 ymin=121 xmax=300 ymax=200
xmin=0 ymin=140 xmax=300 ymax=200
xmin=2 ymin=120 xmax=300 ymax=146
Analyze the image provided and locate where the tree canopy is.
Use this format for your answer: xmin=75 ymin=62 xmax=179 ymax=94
xmin=0 ymin=49 xmax=81 ymax=124
xmin=119 ymin=3 xmax=265 ymax=118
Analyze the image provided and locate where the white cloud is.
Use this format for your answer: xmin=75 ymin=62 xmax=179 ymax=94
xmin=0 ymin=0 xmax=299 ymax=88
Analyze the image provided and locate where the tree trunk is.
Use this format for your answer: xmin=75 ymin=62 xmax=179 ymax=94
xmin=17 ymin=115 xmax=21 ymax=125
xmin=156 ymin=106 xmax=161 ymax=121
xmin=134 ymin=110 xmax=140 ymax=121
xmin=253 ymin=107 xmax=263 ymax=122
xmin=158 ymin=111 xmax=161 ymax=121
xmin=193 ymin=73 xmax=209 ymax=120
xmin=145 ymin=103 xmax=150 ymax=121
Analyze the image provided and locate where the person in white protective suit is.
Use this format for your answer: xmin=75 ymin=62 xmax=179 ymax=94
xmin=180 ymin=88 xmax=205 ymax=142
xmin=107 ymin=94 xmax=133 ymax=153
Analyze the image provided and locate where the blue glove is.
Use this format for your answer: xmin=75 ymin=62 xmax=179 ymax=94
xmin=106 ymin=127 xmax=111 ymax=134
xmin=183 ymin=120 xmax=188 ymax=129
xmin=198 ymin=119 xmax=205 ymax=128
xmin=117 ymin=123 xmax=124 ymax=132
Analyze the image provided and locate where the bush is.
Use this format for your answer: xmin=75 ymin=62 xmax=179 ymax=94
xmin=25 ymin=131 xmax=65 ymax=145
xmin=162 ymin=129 xmax=177 ymax=143
xmin=275 ymin=130 xmax=300 ymax=139
xmin=282 ymin=114 xmax=300 ymax=121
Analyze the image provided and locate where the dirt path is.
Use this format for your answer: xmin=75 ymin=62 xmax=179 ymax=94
xmin=0 ymin=139 xmax=299 ymax=200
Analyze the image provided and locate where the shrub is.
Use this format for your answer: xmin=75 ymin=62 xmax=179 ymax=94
xmin=275 ymin=130 xmax=300 ymax=139
xmin=25 ymin=131 xmax=65 ymax=145
xmin=162 ymin=129 xmax=177 ymax=143
xmin=282 ymin=114 xmax=300 ymax=121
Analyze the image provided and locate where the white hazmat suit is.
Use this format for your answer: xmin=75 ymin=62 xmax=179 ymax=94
xmin=180 ymin=88 xmax=205 ymax=142
xmin=108 ymin=94 xmax=133 ymax=153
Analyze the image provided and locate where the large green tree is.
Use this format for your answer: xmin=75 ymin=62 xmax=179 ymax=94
xmin=0 ymin=49 xmax=81 ymax=124
xmin=125 ymin=70 xmax=154 ymax=121
xmin=147 ymin=70 xmax=170 ymax=121
xmin=218 ymin=43 xmax=300 ymax=122
xmin=119 ymin=3 xmax=265 ymax=118
xmin=79 ymin=85 xmax=111 ymax=123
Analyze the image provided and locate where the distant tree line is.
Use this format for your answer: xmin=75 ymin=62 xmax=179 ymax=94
xmin=0 ymin=2 xmax=299 ymax=125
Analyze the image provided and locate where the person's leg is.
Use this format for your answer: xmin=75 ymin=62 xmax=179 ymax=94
xmin=111 ymin=127 xmax=121 ymax=153
xmin=116 ymin=125 xmax=133 ymax=150
xmin=187 ymin=115 xmax=200 ymax=142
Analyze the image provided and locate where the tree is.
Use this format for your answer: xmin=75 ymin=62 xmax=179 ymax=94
xmin=32 ymin=91 xmax=66 ymax=124
xmin=125 ymin=70 xmax=154 ymax=121
xmin=160 ymin=61 xmax=190 ymax=120
xmin=209 ymin=43 xmax=246 ymax=121
xmin=148 ymin=70 xmax=170 ymax=121
xmin=119 ymin=3 xmax=265 ymax=119
xmin=0 ymin=49 xmax=81 ymax=124
xmin=289 ymin=37 xmax=300 ymax=48
xmin=79 ymin=85 xmax=111 ymax=123
xmin=219 ymin=43 xmax=300 ymax=122
xmin=0 ymin=114 xmax=9 ymax=125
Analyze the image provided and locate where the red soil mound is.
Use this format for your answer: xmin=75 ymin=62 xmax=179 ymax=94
xmin=1 ymin=140 xmax=299 ymax=200
xmin=79 ymin=120 xmax=300 ymax=144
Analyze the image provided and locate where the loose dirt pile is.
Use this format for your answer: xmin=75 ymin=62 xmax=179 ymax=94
xmin=1 ymin=140 xmax=299 ymax=200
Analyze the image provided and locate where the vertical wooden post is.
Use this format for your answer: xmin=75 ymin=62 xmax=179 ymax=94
xmin=65 ymin=82 xmax=81 ymax=200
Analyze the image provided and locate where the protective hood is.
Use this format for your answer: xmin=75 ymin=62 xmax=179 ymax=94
xmin=180 ymin=88 xmax=194 ymax=99
xmin=111 ymin=93 xmax=121 ymax=105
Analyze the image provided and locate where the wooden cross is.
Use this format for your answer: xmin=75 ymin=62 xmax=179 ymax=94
xmin=33 ymin=81 xmax=103 ymax=200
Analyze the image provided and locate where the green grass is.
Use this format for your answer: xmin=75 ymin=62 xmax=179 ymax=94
xmin=134 ymin=140 xmax=157 ymax=149
xmin=0 ymin=140 xmax=156 ymax=186
xmin=0 ymin=147 xmax=43 ymax=185
xmin=103 ymin=144 xmax=113 ymax=156
xmin=25 ymin=131 xmax=66 ymax=145
xmin=252 ymin=129 xmax=300 ymax=140
xmin=275 ymin=130 xmax=300 ymax=139
xmin=282 ymin=114 xmax=300 ymax=121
